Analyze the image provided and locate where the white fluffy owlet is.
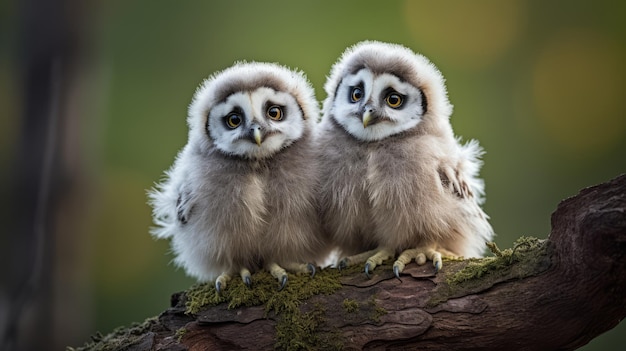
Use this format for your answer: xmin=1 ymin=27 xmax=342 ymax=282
xmin=149 ymin=62 xmax=329 ymax=291
xmin=316 ymin=41 xmax=494 ymax=277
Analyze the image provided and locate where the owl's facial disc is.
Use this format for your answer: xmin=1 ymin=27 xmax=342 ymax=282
xmin=207 ymin=88 xmax=305 ymax=159
xmin=332 ymin=69 xmax=424 ymax=142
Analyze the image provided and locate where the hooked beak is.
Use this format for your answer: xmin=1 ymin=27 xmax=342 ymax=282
xmin=362 ymin=110 xmax=373 ymax=128
xmin=250 ymin=125 xmax=263 ymax=146
xmin=362 ymin=108 xmax=380 ymax=128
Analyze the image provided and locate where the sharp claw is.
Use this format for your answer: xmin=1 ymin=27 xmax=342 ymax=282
xmin=278 ymin=275 xmax=288 ymax=291
xmin=393 ymin=265 xmax=401 ymax=280
xmin=364 ymin=263 xmax=371 ymax=279
xmin=338 ymin=259 xmax=348 ymax=271
xmin=434 ymin=260 xmax=441 ymax=273
xmin=215 ymin=281 xmax=222 ymax=295
xmin=307 ymin=263 xmax=316 ymax=278
xmin=244 ymin=276 xmax=252 ymax=288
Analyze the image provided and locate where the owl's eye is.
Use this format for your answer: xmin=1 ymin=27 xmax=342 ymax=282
xmin=226 ymin=113 xmax=242 ymax=129
xmin=267 ymin=105 xmax=283 ymax=121
xmin=385 ymin=92 xmax=403 ymax=109
xmin=350 ymin=87 xmax=364 ymax=102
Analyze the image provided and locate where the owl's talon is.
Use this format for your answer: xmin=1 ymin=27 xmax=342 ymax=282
xmin=364 ymin=262 xmax=372 ymax=279
xmin=307 ymin=263 xmax=316 ymax=278
xmin=240 ymin=268 xmax=252 ymax=288
xmin=433 ymin=252 xmax=443 ymax=273
xmin=433 ymin=259 xmax=442 ymax=273
xmin=215 ymin=273 xmax=231 ymax=294
xmin=338 ymin=258 xmax=349 ymax=271
xmin=279 ymin=275 xmax=288 ymax=291
xmin=215 ymin=281 xmax=222 ymax=294
xmin=393 ymin=265 xmax=401 ymax=280
xmin=393 ymin=260 xmax=406 ymax=280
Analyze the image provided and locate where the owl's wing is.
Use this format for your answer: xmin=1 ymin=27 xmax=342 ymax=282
xmin=149 ymin=163 xmax=195 ymax=239
xmin=438 ymin=164 xmax=473 ymax=200
xmin=175 ymin=185 xmax=193 ymax=225
xmin=438 ymin=139 xmax=486 ymax=203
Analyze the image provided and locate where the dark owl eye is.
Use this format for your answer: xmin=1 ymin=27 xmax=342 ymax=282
xmin=226 ymin=113 xmax=242 ymax=129
xmin=350 ymin=87 xmax=364 ymax=102
xmin=385 ymin=92 xmax=403 ymax=108
xmin=267 ymin=105 xmax=283 ymax=121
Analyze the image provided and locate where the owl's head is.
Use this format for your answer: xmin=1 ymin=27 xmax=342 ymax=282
xmin=188 ymin=62 xmax=319 ymax=159
xmin=322 ymin=41 xmax=453 ymax=142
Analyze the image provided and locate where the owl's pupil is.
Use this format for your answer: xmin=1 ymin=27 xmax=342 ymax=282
xmin=269 ymin=108 xmax=278 ymax=118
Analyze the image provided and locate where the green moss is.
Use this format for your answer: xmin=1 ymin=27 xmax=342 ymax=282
xmin=429 ymin=236 xmax=551 ymax=306
xmin=275 ymin=303 xmax=342 ymax=351
xmin=67 ymin=317 xmax=159 ymax=351
xmin=185 ymin=268 xmax=342 ymax=315
xmin=174 ymin=327 xmax=187 ymax=343
xmin=342 ymin=298 xmax=359 ymax=313
xmin=185 ymin=268 xmax=343 ymax=350
xmin=448 ymin=236 xmax=548 ymax=285
xmin=368 ymin=295 xmax=388 ymax=323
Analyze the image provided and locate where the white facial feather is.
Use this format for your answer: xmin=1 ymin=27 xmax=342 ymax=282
xmin=187 ymin=62 xmax=319 ymax=157
xmin=323 ymin=41 xmax=453 ymax=127
xmin=207 ymin=88 xmax=305 ymax=159
xmin=331 ymin=69 xmax=425 ymax=141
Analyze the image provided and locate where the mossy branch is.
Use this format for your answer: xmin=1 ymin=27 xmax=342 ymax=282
xmin=70 ymin=174 xmax=626 ymax=351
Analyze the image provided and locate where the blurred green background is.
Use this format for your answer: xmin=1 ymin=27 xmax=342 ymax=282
xmin=1 ymin=0 xmax=625 ymax=349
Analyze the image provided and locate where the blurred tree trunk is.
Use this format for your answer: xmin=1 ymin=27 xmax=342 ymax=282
xmin=2 ymin=0 xmax=99 ymax=350
xmin=72 ymin=174 xmax=625 ymax=350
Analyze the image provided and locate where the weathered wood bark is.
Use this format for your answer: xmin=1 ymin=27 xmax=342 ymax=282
xmin=74 ymin=174 xmax=626 ymax=351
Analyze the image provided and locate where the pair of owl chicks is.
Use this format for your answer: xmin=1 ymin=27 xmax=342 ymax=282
xmin=149 ymin=41 xmax=494 ymax=292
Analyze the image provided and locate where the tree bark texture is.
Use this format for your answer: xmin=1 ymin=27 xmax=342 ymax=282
xmin=73 ymin=174 xmax=626 ymax=351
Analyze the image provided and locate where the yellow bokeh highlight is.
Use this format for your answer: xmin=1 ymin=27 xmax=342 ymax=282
xmin=532 ymin=28 xmax=626 ymax=156
xmin=404 ymin=0 xmax=525 ymax=69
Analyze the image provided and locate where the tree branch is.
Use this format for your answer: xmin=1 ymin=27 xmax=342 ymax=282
xmin=72 ymin=174 xmax=626 ymax=351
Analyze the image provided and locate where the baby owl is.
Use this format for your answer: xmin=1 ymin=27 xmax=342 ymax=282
xmin=149 ymin=62 xmax=329 ymax=291
xmin=316 ymin=41 xmax=494 ymax=277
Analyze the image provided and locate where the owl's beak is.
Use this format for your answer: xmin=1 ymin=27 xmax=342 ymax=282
xmin=362 ymin=108 xmax=380 ymax=128
xmin=249 ymin=125 xmax=263 ymax=146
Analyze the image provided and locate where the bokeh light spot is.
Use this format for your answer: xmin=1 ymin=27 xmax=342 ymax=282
xmin=532 ymin=28 xmax=626 ymax=156
xmin=404 ymin=0 xmax=525 ymax=69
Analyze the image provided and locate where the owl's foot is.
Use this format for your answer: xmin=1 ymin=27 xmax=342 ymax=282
xmin=338 ymin=248 xmax=395 ymax=279
xmin=240 ymin=268 xmax=252 ymax=288
xmin=282 ymin=262 xmax=316 ymax=278
xmin=266 ymin=262 xmax=317 ymax=291
xmin=392 ymin=246 xmax=457 ymax=278
xmin=215 ymin=268 xmax=254 ymax=293
xmin=215 ymin=272 xmax=232 ymax=294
